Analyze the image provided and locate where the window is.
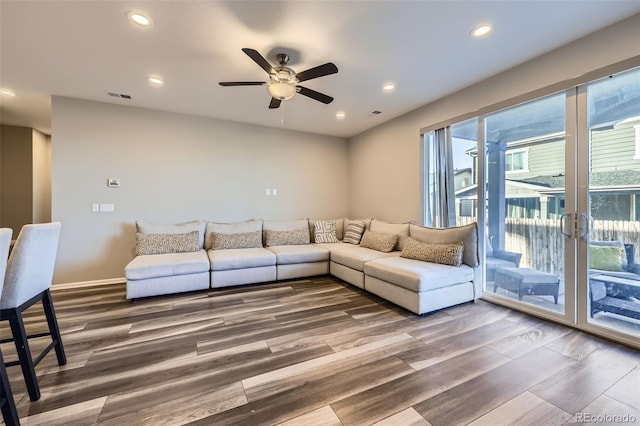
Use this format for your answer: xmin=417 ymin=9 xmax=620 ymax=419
xmin=505 ymin=149 xmax=528 ymax=172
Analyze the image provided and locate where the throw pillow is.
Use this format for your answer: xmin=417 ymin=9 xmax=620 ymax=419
xmin=136 ymin=220 xmax=206 ymax=249
xmin=264 ymin=228 xmax=310 ymax=246
xmin=409 ymin=222 xmax=479 ymax=267
xmin=589 ymin=245 xmax=625 ymax=272
xmin=313 ymin=220 xmax=339 ymax=243
xmin=135 ymin=231 xmax=200 ymax=256
xmin=211 ymin=231 xmax=263 ymax=250
xmin=370 ymin=219 xmax=411 ymax=250
xmin=360 ymin=230 xmax=398 ymax=253
xmin=343 ymin=220 xmax=366 ymax=245
xmin=205 ymin=219 xmax=262 ymax=250
xmin=401 ymin=238 xmax=464 ymax=267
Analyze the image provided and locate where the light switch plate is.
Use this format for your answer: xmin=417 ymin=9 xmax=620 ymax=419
xmin=92 ymin=203 xmax=99 ymax=212
xmin=272 ymin=188 xmax=278 ymax=196
xmin=99 ymin=203 xmax=115 ymax=212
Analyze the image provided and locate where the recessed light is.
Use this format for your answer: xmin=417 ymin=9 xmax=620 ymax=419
xmin=471 ymin=24 xmax=492 ymax=38
xmin=1 ymin=88 xmax=16 ymax=97
xmin=335 ymin=111 xmax=346 ymax=120
xmin=128 ymin=12 xmax=152 ymax=27
xmin=383 ymin=82 xmax=395 ymax=92
xmin=148 ymin=76 xmax=164 ymax=87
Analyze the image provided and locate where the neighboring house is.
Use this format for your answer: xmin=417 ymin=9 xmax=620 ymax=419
xmin=455 ymin=116 xmax=640 ymax=221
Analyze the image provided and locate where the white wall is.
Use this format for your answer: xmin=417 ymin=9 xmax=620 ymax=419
xmin=51 ymin=97 xmax=349 ymax=284
xmin=348 ymin=14 xmax=640 ymax=223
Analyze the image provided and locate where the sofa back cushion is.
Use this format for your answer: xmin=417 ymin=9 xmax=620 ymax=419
xmin=370 ymin=219 xmax=411 ymax=251
xmin=263 ymin=219 xmax=310 ymax=247
xmin=409 ymin=222 xmax=479 ymax=267
xmin=136 ymin=220 xmax=206 ymax=249
xmin=135 ymin=231 xmax=200 ymax=256
xmin=205 ymin=219 xmax=263 ymax=250
xmin=360 ymin=230 xmax=398 ymax=253
xmin=401 ymin=238 xmax=464 ymax=267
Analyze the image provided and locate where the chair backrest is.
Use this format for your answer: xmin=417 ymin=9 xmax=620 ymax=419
xmin=0 ymin=222 xmax=61 ymax=309
xmin=0 ymin=228 xmax=13 ymax=297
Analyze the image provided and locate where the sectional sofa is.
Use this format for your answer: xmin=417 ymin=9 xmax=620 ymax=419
xmin=124 ymin=218 xmax=479 ymax=315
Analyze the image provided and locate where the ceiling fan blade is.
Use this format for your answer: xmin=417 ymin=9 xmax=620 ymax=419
xmin=295 ymin=63 xmax=338 ymax=82
xmin=242 ymin=48 xmax=274 ymax=75
xmin=218 ymin=81 xmax=265 ymax=86
xmin=297 ymin=86 xmax=334 ymax=104
xmin=269 ymin=98 xmax=281 ymax=109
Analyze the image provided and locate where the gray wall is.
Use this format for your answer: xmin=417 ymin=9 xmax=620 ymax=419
xmin=0 ymin=125 xmax=33 ymax=233
xmin=32 ymin=130 xmax=52 ymax=224
xmin=51 ymin=97 xmax=349 ymax=283
xmin=348 ymin=14 xmax=640 ymax=223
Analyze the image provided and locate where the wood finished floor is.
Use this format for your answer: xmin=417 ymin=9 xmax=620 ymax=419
xmin=1 ymin=276 xmax=639 ymax=426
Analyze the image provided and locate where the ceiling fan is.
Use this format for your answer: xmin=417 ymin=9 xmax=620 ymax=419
xmin=219 ymin=48 xmax=338 ymax=109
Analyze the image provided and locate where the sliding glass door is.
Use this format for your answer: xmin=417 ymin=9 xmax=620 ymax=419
xmin=422 ymin=65 xmax=640 ymax=345
xmin=583 ymin=68 xmax=640 ymax=338
xmin=483 ymin=93 xmax=567 ymax=315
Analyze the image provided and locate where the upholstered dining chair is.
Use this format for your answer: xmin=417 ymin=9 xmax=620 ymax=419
xmin=0 ymin=222 xmax=66 ymax=402
xmin=0 ymin=228 xmax=20 ymax=425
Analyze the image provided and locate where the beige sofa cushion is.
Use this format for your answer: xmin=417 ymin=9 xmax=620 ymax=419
xmin=331 ymin=245 xmax=400 ymax=272
xmin=364 ymin=256 xmax=474 ymax=293
xmin=266 ymin=245 xmax=329 ymax=265
xmin=409 ymin=222 xmax=479 ymax=267
xmin=208 ymin=248 xmax=276 ymax=271
xmin=125 ymin=250 xmax=209 ymax=280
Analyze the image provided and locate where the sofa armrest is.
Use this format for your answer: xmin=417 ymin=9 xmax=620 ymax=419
xmin=493 ymin=249 xmax=522 ymax=267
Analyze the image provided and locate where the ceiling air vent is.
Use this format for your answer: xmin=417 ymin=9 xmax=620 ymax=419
xmin=107 ymin=91 xmax=132 ymax=100
xmin=368 ymin=110 xmax=382 ymax=117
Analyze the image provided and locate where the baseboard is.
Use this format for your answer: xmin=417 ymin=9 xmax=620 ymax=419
xmin=52 ymin=277 xmax=126 ymax=290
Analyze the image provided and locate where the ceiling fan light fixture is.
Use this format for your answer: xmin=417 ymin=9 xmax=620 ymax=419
xmin=268 ymin=82 xmax=297 ymax=100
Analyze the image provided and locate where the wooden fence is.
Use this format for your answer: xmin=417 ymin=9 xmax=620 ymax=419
xmin=457 ymin=217 xmax=640 ymax=275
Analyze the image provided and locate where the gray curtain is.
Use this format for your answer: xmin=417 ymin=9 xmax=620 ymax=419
xmin=427 ymin=127 xmax=456 ymax=228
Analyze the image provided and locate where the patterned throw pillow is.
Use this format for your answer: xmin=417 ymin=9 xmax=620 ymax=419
xmin=343 ymin=220 xmax=366 ymax=245
xmin=211 ymin=231 xmax=262 ymax=250
xmin=313 ymin=220 xmax=339 ymax=243
xmin=401 ymin=238 xmax=464 ymax=266
xmin=135 ymin=231 xmax=200 ymax=256
xmin=359 ymin=230 xmax=398 ymax=253
xmin=264 ymin=228 xmax=310 ymax=247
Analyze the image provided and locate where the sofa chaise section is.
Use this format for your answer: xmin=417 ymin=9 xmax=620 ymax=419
xmin=330 ymin=246 xmax=400 ymax=289
xmin=365 ymin=257 xmax=475 ymax=315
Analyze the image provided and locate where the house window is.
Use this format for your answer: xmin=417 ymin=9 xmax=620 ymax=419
xmin=505 ymin=149 xmax=528 ymax=172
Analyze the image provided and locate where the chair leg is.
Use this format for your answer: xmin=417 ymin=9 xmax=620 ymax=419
xmin=8 ymin=311 xmax=40 ymax=401
xmin=42 ymin=290 xmax=66 ymax=366
xmin=0 ymin=350 xmax=20 ymax=426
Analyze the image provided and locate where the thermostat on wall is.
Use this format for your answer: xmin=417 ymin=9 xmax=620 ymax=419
xmin=107 ymin=178 xmax=120 ymax=188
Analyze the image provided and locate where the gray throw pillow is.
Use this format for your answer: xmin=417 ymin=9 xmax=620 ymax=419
xmin=135 ymin=231 xmax=200 ymax=256
xmin=401 ymin=238 xmax=464 ymax=266
xmin=211 ymin=231 xmax=263 ymax=250
xmin=264 ymin=228 xmax=310 ymax=247
xmin=360 ymin=230 xmax=398 ymax=253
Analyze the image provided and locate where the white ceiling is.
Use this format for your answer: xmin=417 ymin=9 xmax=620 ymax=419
xmin=1 ymin=1 xmax=639 ymax=138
